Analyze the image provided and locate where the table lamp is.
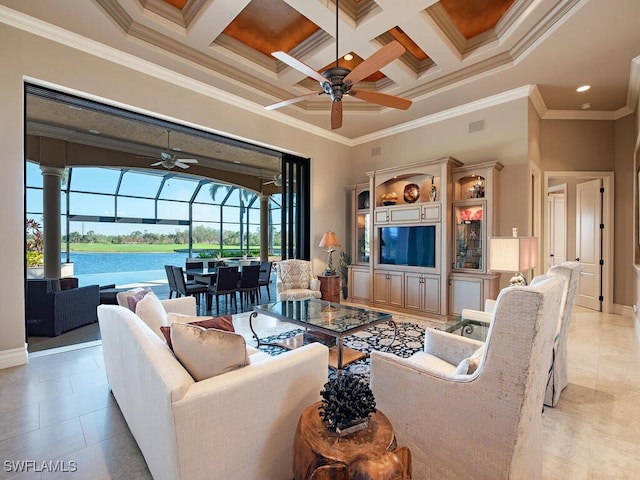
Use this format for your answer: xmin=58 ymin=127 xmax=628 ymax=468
xmin=319 ymin=231 xmax=340 ymax=275
xmin=489 ymin=235 xmax=538 ymax=286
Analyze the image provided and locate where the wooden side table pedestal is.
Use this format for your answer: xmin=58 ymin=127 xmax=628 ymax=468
xmin=293 ymin=402 xmax=412 ymax=480
xmin=318 ymin=275 xmax=341 ymax=303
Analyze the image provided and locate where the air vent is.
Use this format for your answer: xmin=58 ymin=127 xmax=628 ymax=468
xmin=468 ymin=120 xmax=485 ymax=133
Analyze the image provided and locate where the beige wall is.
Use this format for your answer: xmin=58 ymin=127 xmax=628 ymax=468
xmin=0 ymin=24 xmax=351 ymax=365
xmin=614 ymin=115 xmax=636 ymax=307
xmin=349 ymin=99 xmax=530 ymax=183
xmin=541 ymin=117 xmax=636 ymax=307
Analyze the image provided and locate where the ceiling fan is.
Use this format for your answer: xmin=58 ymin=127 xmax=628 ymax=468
xmin=265 ymin=0 xmax=412 ymax=130
xmin=148 ymin=131 xmax=198 ymax=169
xmin=263 ymin=174 xmax=283 ymax=187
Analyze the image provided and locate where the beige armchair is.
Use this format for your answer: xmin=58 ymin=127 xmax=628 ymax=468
xmin=370 ymin=276 xmax=564 ymax=479
xmin=461 ymin=261 xmax=581 ymax=407
xmin=275 ymin=259 xmax=322 ymax=301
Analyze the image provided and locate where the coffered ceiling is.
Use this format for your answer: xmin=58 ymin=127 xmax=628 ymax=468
xmin=3 ymin=0 xmax=640 ymax=178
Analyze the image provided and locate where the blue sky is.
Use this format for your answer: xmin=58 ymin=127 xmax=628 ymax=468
xmin=26 ymin=163 xmax=271 ymax=236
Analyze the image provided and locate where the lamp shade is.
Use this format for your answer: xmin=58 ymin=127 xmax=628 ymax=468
xmin=489 ymin=237 xmax=538 ymax=272
xmin=319 ymin=231 xmax=341 ymax=249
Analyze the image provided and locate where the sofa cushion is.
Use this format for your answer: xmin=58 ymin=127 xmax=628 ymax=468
xmin=160 ymin=315 xmax=236 ymax=350
xmin=135 ymin=292 xmax=168 ymax=338
xmin=116 ymin=287 xmax=153 ymax=311
xmin=170 ymin=323 xmax=250 ymax=381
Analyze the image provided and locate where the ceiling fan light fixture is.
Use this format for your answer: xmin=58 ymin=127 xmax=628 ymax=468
xmin=264 ymin=0 xmax=411 ymax=130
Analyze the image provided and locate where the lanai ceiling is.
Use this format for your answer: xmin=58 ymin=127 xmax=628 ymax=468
xmin=3 ymin=0 xmax=640 ymax=176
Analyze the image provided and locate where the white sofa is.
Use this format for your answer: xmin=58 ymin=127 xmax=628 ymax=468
xmin=98 ymin=297 xmax=329 ymax=480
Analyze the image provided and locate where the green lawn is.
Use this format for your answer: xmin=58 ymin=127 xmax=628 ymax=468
xmin=67 ymin=243 xmax=223 ymax=253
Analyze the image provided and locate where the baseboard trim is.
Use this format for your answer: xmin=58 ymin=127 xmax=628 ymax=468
xmin=0 ymin=344 xmax=28 ymax=369
xmin=613 ymin=303 xmax=635 ymax=319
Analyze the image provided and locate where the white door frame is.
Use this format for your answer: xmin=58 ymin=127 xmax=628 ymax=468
xmin=543 ymin=171 xmax=614 ymax=314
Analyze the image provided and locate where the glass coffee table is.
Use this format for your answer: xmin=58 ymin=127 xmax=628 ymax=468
xmin=434 ymin=316 xmax=490 ymax=341
xmin=250 ymin=299 xmax=395 ymax=371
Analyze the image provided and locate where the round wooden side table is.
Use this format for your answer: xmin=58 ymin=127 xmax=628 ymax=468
xmin=293 ymin=402 xmax=411 ymax=480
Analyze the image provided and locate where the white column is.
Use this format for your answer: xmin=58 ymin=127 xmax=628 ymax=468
xmin=40 ymin=166 xmax=63 ymax=279
xmin=260 ymin=194 xmax=269 ymax=261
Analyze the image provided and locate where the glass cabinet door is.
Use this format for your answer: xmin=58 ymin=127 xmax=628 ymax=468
xmin=454 ymin=204 xmax=483 ymax=271
xmin=356 ymin=212 xmax=370 ymax=264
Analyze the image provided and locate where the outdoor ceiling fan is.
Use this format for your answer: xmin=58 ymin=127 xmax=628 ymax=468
xmin=147 ymin=131 xmax=198 ymax=170
xmin=263 ymin=174 xmax=283 ymax=187
xmin=265 ymin=0 xmax=412 ymax=130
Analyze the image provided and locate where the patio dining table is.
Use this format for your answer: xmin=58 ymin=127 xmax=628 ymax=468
xmin=185 ymin=267 xmax=218 ymax=286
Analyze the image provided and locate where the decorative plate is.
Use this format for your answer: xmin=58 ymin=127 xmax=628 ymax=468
xmin=403 ymin=183 xmax=420 ymax=203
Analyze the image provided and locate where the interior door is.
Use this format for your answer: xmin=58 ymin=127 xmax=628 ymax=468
xmin=546 ymin=188 xmax=566 ymax=267
xmin=575 ymin=178 xmax=602 ymax=311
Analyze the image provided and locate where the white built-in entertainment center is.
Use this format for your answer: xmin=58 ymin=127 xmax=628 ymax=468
xmin=347 ymin=157 xmax=503 ymax=319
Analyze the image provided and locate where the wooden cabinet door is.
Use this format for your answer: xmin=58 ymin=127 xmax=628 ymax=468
xmin=404 ymin=274 xmax=423 ymax=311
xmin=422 ymin=275 xmax=440 ymax=314
xmin=373 ymin=271 xmax=390 ymax=304
xmin=449 ymin=276 xmax=482 ymax=315
xmin=387 ymin=272 xmax=404 ymax=307
xmin=351 ymin=268 xmax=370 ymax=301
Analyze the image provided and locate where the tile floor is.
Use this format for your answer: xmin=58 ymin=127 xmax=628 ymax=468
xmin=1 ymin=307 xmax=638 ymax=479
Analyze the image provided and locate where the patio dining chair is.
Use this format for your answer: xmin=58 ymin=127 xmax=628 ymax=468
xmin=258 ymin=261 xmax=273 ymax=301
xmin=164 ymin=264 xmax=178 ymax=299
xmin=207 ymin=266 xmax=239 ymax=316
xmin=172 ymin=266 xmax=208 ymax=309
xmin=238 ymin=264 xmax=260 ymax=311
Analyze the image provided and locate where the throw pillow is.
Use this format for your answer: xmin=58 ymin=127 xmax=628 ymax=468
xmin=116 ymin=287 xmax=152 ymax=311
xmin=453 ymin=345 xmax=485 ymax=376
xmin=134 ymin=292 xmax=168 ymax=338
xmin=166 ymin=313 xmax=235 ymax=332
xmin=467 ymin=345 xmax=485 ymax=374
xmin=160 ymin=315 xmax=235 ymax=350
xmin=171 ymin=323 xmax=249 ymax=381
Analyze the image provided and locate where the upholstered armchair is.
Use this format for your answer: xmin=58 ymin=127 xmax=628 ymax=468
xmin=370 ymin=276 xmax=564 ymax=479
xmin=461 ymin=261 xmax=580 ymax=407
xmin=274 ymin=259 xmax=322 ymax=301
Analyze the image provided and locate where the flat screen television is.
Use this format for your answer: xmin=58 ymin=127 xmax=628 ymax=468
xmin=379 ymin=225 xmax=436 ymax=268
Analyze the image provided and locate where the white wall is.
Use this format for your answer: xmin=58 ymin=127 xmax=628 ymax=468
xmin=0 ymin=23 xmax=350 ymax=366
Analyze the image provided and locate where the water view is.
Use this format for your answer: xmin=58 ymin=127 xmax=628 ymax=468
xmin=67 ymin=251 xmax=191 ymax=287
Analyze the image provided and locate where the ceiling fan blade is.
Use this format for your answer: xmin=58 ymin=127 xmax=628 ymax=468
xmin=177 ymin=158 xmax=198 ymax=163
xmin=265 ymin=92 xmax=322 ymax=110
xmin=272 ymin=52 xmax=327 ymax=84
xmin=150 ymin=161 xmax=163 ymax=167
xmin=331 ymin=100 xmax=343 ymax=130
xmin=174 ymin=161 xmax=191 ymax=169
xmin=349 ymin=89 xmax=412 ymax=110
xmin=344 ymin=40 xmax=405 ymax=85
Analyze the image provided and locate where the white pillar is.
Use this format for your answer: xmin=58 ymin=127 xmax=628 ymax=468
xmin=260 ymin=194 xmax=269 ymax=261
xmin=40 ymin=166 xmax=63 ymax=279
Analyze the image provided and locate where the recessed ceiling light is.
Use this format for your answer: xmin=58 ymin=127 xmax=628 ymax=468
xmin=172 ymin=147 xmax=182 ymax=152
xmin=88 ymin=129 xmax=100 ymax=134
xmin=576 ymin=85 xmax=591 ymax=93
xmin=68 ymin=105 xmax=83 ymax=111
xmin=233 ymin=160 xmax=241 ymax=164
xmin=581 ymin=102 xmax=592 ymax=110
xmin=343 ymin=53 xmax=353 ymax=61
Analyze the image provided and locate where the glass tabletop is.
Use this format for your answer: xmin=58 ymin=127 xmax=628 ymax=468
xmin=434 ymin=316 xmax=490 ymax=341
xmin=254 ymin=299 xmax=392 ymax=335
